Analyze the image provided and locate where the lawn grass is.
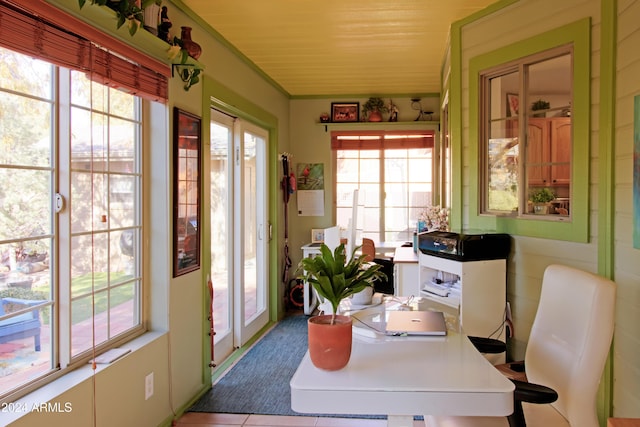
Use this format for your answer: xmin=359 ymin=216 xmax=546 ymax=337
xmin=70 ymin=272 xmax=134 ymax=324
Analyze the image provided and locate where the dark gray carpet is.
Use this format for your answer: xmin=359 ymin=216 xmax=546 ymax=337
xmin=189 ymin=314 xmax=388 ymax=418
xmin=189 ymin=314 xmax=312 ymax=416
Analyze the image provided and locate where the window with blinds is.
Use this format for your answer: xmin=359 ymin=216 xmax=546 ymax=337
xmin=0 ymin=1 xmax=150 ymax=402
xmin=332 ymin=130 xmax=435 ymax=242
xmin=0 ymin=0 xmax=169 ymax=102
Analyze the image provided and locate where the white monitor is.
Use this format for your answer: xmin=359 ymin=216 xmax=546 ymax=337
xmin=346 ymin=189 xmax=365 ymax=259
xmin=323 ymin=226 xmax=341 ymax=252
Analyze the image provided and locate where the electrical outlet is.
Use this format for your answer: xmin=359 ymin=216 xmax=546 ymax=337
xmin=145 ymin=372 xmax=154 ymax=400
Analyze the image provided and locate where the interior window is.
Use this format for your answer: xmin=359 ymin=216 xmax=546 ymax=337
xmin=482 ymin=48 xmax=572 ymax=218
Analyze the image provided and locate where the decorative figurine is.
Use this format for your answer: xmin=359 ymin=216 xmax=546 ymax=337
xmin=142 ymin=1 xmax=161 ymax=36
xmin=158 ymin=6 xmax=172 ymax=43
xmin=388 ymin=99 xmax=399 ymax=122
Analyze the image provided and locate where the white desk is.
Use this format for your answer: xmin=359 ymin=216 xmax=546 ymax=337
xmin=290 ymin=305 xmax=514 ymax=427
xmin=301 ymin=241 xmax=406 ymax=314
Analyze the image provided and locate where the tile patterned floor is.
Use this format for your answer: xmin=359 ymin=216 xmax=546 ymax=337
xmin=176 ymin=412 xmax=426 ymax=427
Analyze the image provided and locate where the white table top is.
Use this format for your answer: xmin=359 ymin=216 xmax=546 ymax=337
xmin=290 ymin=305 xmax=514 ymax=421
xmin=393 ymin=246 xmax=419 ymax=263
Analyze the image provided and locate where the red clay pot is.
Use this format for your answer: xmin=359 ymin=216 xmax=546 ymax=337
xmin=308 ymin=314 xmax=352 ymax=371
xmin=367 ymin=110 xmax=383 ymax=122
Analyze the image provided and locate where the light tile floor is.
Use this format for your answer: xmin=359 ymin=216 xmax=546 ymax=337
xmin=176 ymin=412 xmax=426 ymax=427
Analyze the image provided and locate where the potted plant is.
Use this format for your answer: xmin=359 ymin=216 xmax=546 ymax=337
xmin=528 ymin=187 xmax=555 ymax=214
xmin=79 ymin=0 xmax=160 ymax=35
xmin=531 ymin=99 xmax=550 ymax=117
xmin=298 ymin=243 xmax=385 ymax=370
xmin=362 ymin=97 xmax=388 ymax=122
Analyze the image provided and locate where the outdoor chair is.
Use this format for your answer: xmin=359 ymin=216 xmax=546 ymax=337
xmin=0 ymin=297 xmax=45 ymax=351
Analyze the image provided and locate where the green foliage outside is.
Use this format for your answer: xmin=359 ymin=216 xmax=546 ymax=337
xmin=70 ymin=272 xmax=134 ymax=324
xmin=0 ymin=272 xmax=133 ymax=325
xmin=488 ymin=189 xmax=518 ymax=212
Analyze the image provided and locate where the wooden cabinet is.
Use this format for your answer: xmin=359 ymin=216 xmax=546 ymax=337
xmin=527 ymin=117 xmax=571 ymax=187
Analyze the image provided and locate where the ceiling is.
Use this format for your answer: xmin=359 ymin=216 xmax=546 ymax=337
xmin=180 ymin=0 xmax=498 ymax=97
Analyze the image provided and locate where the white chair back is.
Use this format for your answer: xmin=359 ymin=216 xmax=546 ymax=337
xmin=525 ymin=264 xmax=616 ymax=427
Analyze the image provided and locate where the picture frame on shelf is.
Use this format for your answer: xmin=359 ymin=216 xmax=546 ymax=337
xmin=331 ymin=102 xmax=359 ymax=123
xmin=311 ymin=228 xmax=325 ymax=244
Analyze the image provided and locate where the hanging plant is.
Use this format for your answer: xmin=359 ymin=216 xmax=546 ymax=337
xmin=168 ymin=37 xmax=201 ymax=91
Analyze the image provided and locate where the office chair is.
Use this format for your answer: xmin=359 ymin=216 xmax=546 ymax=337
xmin=361 ymin=238 xmax=376 ymax=262
xmin=425 ymin=264 xmax=616 ymax=427
xmin=360 ymin=238 xmax=394 ymax=294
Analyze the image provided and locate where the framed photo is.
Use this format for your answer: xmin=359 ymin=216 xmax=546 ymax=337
xmin=331 ymin=102 xmax=359 ymax=123
xmin=311 ymin=228 xmax=325 ymax=243
xmin=173 ymin=107 xmax=202 ymax=277
xmin=506 ymin=93 xmax=519 ymax=117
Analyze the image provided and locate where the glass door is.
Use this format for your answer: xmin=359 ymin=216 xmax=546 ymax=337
xmin=209 ymin=110 xmax=268 ymax=363
xmin=235 ymin=124 xmax=268 ymax=342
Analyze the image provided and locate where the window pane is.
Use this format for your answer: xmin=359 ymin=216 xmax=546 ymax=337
xmin=487 ymin=71 xmax=519 ymax=212
xmin=336 ymin=144 xmax=432 ymax=242
xmin=336 ymin=157 xmax=360 ymax=183
xmin=109 ymin=175 xmax=136 ymax=228
xmin=114 ymin=228 xmax=137 ymax=278
xmin=71 ymin=108 xmax=108 ymax=173
xmin=525 ymin=53 xmax=572 ymax=213
xmin=109 ymin=87 xmax=136 ymax=119
xmin=0 ymin=47 xmax=53 ymax=98
xmin=482 ymin=49 xmax=572 ymax=217
xmin=109 ymin=117 xmax=136 ymax=173
xmin=385 ymin=157 xmax=407 ymax=183
xmin=0 ymin=92 xmax=52 ymax=168
xmin=71 ymin=70 xmax=91 ymax=108
xmin=0 ymin=46 xmax=55 ymax=396
xmin=109 ymin=282 xmax=138 ymax=336
xmin=359 ymin=159 xmax=379 ymax=182
xmin=68 ymin=76 xmax=142 ymax=360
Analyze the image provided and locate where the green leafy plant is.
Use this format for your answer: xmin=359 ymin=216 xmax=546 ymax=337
xmin=531 ymin=99 xmax=550 ymax=111
xmin=78 ymin=0 xmax=159 ymax=36
xmin=362 ymin=97 xmax=389 ymax=115
xmin=528 ymin=187 xmax=555 ymax=203
xmin=170 ymin=37 xmax=201 ymax=91
xmin=298 ymin=243 xmax=386 ymax=323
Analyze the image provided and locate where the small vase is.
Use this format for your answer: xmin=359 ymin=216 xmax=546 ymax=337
xmin=180 ymin=26 xmax=202 ymax=60
xmin=533 ymin=203 xmax=549 ymax=214
xmin=308 ymin=315 xmax=352 ymax=371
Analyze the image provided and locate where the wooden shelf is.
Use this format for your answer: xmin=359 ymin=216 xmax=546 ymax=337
xmin=47 ymin=0 xmax=205 ymax=71
xmin=317 ymin=121 xmax=439 ymax=132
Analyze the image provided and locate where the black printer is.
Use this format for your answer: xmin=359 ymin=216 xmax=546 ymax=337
xmin=418 ymin=231 xmax=510 ymax=261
